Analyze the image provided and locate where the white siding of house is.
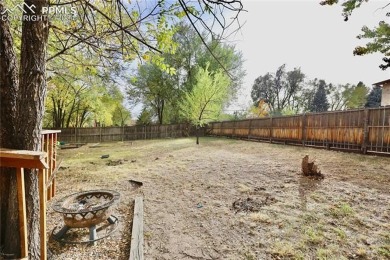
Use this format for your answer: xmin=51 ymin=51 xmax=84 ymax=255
xmin=382 ymin=83 xmax=390 ymax=106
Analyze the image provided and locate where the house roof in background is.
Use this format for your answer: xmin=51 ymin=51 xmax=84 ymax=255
xmin=373 ymin=79 xmax=390 ymax=87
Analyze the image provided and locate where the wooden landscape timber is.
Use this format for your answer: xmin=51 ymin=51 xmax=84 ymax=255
xmin=129 ymin=197 xmax=144 ymax=260
xmin=207 ymin=107 xmax=390 ymax=156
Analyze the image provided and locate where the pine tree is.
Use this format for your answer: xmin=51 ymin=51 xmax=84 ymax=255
xmin=365 ymin=86 xmax=382 ymax=107
xmin=309 ymin=83 xmax=329 ymax=112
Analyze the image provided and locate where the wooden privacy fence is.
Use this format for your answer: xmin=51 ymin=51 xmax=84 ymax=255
xmin=56 ymin=123 xmax=191 ymax=143
xmin=207 ymin=107 xmax=390 ymax=155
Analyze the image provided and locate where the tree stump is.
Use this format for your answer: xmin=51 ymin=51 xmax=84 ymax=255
xmin=301 ymin=155 xmax=324 ymax=178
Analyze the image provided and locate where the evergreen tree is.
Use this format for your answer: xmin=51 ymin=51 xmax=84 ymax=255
xmin=309 ymin=81 xmax=329 ymax=112
xmin=365 ymin=86 xmax=382 ymax=107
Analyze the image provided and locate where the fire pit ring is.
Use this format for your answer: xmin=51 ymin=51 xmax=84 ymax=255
xmin=51 ymin=189 xmax=120 ymax=244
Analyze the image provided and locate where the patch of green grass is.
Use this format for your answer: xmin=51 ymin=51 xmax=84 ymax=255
xmin=383 ymin=233 xmax=390 ymax=244
xmin=329 ymin=202 xmax=355 ymax=219
xmin=316 ymin=248 xmax=334 ymax=260
xmin=304 ymin=227 xmax=324 ymax=245
xmin=302 ymin=212 xmax=319 ymax=224
xmin=377 ymin=245 xmax=390 ymax=257
xmin=333 ymin=227 xmax=347 ymax=241
xmin=316 ymin=245 xmax=349 ymax=260
xmin=270 ymin=241 xmax=304 ymax=260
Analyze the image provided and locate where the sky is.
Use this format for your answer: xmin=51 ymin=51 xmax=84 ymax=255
xmin=227 ymin=0 xmax=390 ymax=110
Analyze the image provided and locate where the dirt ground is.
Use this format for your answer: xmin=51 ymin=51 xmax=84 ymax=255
xmin=47 ymin=137 xmax=390 ymax=260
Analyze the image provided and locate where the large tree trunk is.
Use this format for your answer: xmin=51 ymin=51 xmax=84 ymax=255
xmin=0 ymin=0 xmax=49 ymax=259
xmin=0 ymin=2 xmax=22 ymax=258
xmin=18 ymin=1 xmax=50 ymax=258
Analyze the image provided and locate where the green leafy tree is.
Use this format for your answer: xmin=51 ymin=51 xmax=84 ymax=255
xmin=44 ymin=81 xmax=90 ymax=128
xmin=44 ymin=68 xmax=126 ymax=128
xmin=128 ymin=63 xmax=177 ymax=124
xmin=321 ymin=0 xmax=390 ymax=70
xmin=112 ymin=104 xmax=132 ymax=126
xmin=170 ymin=24 xmax=245 ymax=114
xmin=136 ymin=107 xmax=153 ymax=125
xmin=194 ymin=37 xmax=246 ymax=102
xmin=251 ymin=64 xmax=305 ymax=115
xmin=299 ymin=87 xmax=319 ymax=113
xmin=180 ymin=65 xmax=230 ymax=144
xmin=345 ymin=81 xmax=369 ymax=109
xmin=129 ymin=23 xmax=245 ymax=124
xmin=281 ymin=106 xmax=297 ymax=116
xmin=327 ymin=81 xmax=368 ymax=111
xmin=328 ymin=83 xmax=351 ymax=111
xmin=365 ymin=86 xmax=382 ymax=107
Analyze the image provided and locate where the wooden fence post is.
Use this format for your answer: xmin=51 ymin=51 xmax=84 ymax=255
xmin=232 ymin=120 xmax=237 ymax=137
xmin=362 ymin=108 xmax=369 ymax=154
xmin=248 ymin=119 xmax=253 ymax=139
xmin=326 ymin=113 xmax=330 ymax=149
xmin=269 ymin=117 xmax=273 ymax=143
xmin=301 ymin=114 xmax=306 ymax=146
xmin=99 ymin=126 xmax=102 ymax=142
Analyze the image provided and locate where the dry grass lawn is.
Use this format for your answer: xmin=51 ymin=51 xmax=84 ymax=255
xmin=47 ymin=137 xmax=390 ymax=259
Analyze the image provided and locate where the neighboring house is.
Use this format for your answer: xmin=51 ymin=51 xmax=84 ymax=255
xmin=373 ymin=79 xmax=390 ymax=106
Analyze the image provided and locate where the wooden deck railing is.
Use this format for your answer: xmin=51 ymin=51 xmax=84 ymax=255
xmin=0 ymin=129 xmax=60 ymax=260
xmin=41 ymin=130 xmax=61 ymax=200
xmin=0 ymin=149 xmax=48 ymax=260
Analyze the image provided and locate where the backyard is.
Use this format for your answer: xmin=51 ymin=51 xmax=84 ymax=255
xmin=48 ymin=137 xmax=390 ymax=259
